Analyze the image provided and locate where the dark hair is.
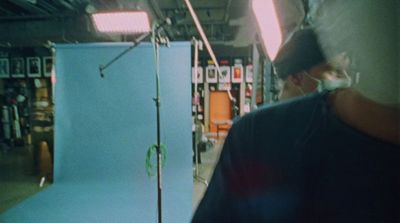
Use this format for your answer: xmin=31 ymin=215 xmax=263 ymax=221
xmin=273 ymin=28 xmax=326 ymax=79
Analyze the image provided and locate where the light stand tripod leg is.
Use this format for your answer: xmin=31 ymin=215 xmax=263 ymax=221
xmin=193 ymin=136 xmax=208 ymax=186
xmin=193 ymin=129 xmax=208 ymax=187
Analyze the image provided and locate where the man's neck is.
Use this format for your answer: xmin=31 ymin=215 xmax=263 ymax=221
xmin=279 ymin=81 xmax=304 ymax=100
xmin=329 ymin=89 xmax=400 ymax=145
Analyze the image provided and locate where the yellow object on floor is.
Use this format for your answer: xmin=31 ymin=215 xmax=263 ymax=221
xmin=39 ymin=141 xmax=53 ymax=182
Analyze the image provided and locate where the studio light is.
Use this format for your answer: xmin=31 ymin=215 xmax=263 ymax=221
xmin=92 ymin=11 xmax=151 ymax=33
xmin=252 ymin=0 xmax=282 ymax=60
xmin=92 ymin=10 xmax=169 ymax=223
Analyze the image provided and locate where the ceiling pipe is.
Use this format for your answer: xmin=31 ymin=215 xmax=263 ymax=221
xmin=0 ymin=14 xmax=71 ymax=21
xmin=0 ymin=5 xmax=16 ymax=15
xmin=10 ymin=0 xmax=51 ymax=14
xmin=147 ymin=0 xmax=175 ymax=39
xmin=58 ymin=0 xmax=75 ymax=10
xmin=40 ymin=0 xmax=59 ymax=13
xmin=183 ymin=0 xmax=235 ymax=102
xmin=223 ymin=0 xmax=232 ymax=23
xmin=148 ymin=0 xmax=165 ymax=21
xmin=162 ymin=6 xmax=226 ymax=11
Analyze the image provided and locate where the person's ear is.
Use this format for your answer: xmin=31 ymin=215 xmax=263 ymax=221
xmin=288 ymin=73 xmax=304 ymax=86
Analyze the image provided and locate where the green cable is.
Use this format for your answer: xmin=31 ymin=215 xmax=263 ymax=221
xmin=145 ymin=144 xmax=167 ymax=177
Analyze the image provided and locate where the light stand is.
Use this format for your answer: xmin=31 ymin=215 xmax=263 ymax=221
xmin=98 ymin=17 xmax=172 ymax=78
xmin=192 ymin=38 xmax=208 ymax=187
xmin=99 ymin=32 xmax=150 ymax=78
xmin=151 ymin=26 xmax=170 ymax=223
xmin=98 ymin=20 xmax=171 ymax=223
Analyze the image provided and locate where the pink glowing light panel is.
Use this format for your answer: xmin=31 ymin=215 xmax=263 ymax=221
xmin=252 ymin=0 xmax=282 ymax=60
xmin=92 ymin=11 xmax=151 ymax=33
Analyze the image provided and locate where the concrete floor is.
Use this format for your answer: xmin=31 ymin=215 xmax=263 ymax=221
xmin=0 ymin=139 xmax=224 ymax=216
xmin=0 ymin=144 xmax=50 ymax=214
xmin=192 ymin=139 xmax=224 ymax=212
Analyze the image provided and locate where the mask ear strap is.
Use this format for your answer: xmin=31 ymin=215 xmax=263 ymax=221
xmin=303 ymin=71 xmax=320 ymax=83
xmin=342 ymin=69 xmax=352 ymax=82
xmin=303 ymin=71 xmax=324 ymax=92
xmin=288 ymin=78 xmax=305 ymax=96
xmin=340 ymin=70 xmax=353 ymax=89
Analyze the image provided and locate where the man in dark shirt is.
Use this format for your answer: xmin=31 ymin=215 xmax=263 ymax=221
xmin=192 ymin=0 xmax=399 ymax=222
xmin=193 ymin=91 xmax=399 ymax=222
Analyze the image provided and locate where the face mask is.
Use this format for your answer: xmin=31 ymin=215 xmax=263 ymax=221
xmin=320 ymin=78 xmax=352 ymax=91
xmin=304 ymin=71 xmax=352 ymax=92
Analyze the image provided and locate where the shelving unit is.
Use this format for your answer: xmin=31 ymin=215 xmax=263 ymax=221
xmin=0 ymin=47 xmax=53 ymax=148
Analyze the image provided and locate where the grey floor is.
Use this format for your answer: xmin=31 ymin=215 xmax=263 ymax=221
xmin=192 ymin=139 xmax=224 ymax=212
xmin=0 ymin=139 xmax=224 ymax=216
xmin=0 ymin=144 xmax=50 ymax=214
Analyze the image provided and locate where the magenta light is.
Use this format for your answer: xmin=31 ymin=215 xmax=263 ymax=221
xmin=252 ymin=0 xmax=282 ymax=60
xmin=92 ymin=11 xmax=151 ymax=33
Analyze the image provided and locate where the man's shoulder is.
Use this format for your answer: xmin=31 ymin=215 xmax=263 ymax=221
xmin=239 ymin=93 xmax=325 ymax=125
xmin=228 ymin=92 xmax=326 ymax=147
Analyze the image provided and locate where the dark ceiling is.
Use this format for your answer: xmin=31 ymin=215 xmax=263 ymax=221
xmin=0 ymin=0 xmax=255 ymax=48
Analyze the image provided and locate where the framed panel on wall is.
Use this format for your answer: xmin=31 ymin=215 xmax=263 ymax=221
xmin=192 ymin=66 xmax=203 ymax=84
xmin=43 ymin=56 xmax=53 ymax=77
xmin=245 ymin=64 xmax=253 ymax=83
xmin=218 ymin=66 xmax=231 ymax=83
xmin=27 ymin=57 xmax=41 ymax=77
xmin=0 ymin=58 xmax=10 ymax=78
xmin=10 ymin=57 xmax=25 ymax=78
xmin=206 ymin=65 xmax=217 ymax=83
xmin=232 ymin=64 xmax=243 ymax=83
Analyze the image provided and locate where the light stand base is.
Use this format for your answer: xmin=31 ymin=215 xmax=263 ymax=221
xmin=194 ymin=175 xmax=208 ymax=186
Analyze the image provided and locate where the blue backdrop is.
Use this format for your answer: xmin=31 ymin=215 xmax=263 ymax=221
xmin=1 ymin=42 xmax=193 ymax=223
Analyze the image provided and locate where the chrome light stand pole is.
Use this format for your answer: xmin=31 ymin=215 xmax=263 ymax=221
xmin=98 ymin=19 xmax=171 ymax=223
xmin=151 ymin=25 xmax=170 ymax=223
xmin=192 ymin=38 xmax=208 ymax=187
